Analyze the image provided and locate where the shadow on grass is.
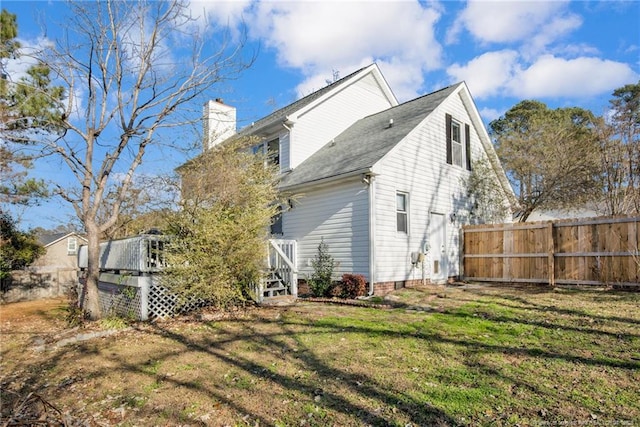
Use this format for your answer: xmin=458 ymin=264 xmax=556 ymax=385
xmin=460 ymin=284 xmax=640 ymax=326
xmin=3 ymin=284 xmax=639 ymax=425
xmin=140 ymin=317 xmax=459 ymax=426
xmin=384 ymin=286 xmax=640 ymax=341
xmin=133 ymin=299 xmax=636 ymax=423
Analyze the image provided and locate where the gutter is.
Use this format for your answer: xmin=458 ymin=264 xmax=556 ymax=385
xmin=279 ymin=166 xmax=375 ymax=192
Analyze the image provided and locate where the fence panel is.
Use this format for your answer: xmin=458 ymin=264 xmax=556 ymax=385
xmin=463 ymin=216 xmax=639 ymax=287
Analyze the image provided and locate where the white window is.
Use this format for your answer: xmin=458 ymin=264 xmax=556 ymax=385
xmin=270 ymin=205 xmax=283 ymax=235
xmin=396 ymin=192 xmax=408 ymax=233
xmin=267 ymin=138 xmax=280 ymax=166
xmin=451 ymin=120 xmax=463 ymax=167
xmin=252 ymin=137 xmax=280 ymax=166
xmin=67 ymin=237 xmax=77 ymax=255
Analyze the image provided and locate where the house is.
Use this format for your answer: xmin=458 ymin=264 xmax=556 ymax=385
xmin=184 ymin=64 xmax=515 ymax=297
xmin=525 ymin=205 xmax=601 ymax=222
xmin=2 ymin=232 xmax=87 ymax=302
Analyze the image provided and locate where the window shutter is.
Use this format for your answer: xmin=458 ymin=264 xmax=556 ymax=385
xmin=446 ymin=114 xmax=452 ymax=164
xmin=465 ymin=123 xmax=471 ymax=171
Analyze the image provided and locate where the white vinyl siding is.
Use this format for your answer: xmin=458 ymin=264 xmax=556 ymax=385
xmin=290 ymin=73 xmax=394 ymax=169
xmin=373 ymin=92 xmax=491 ymax=283
xmin=281 ymin=179 xmax=370 ymax=281
xmin=279 ymin=131 xmax=291 ymax=172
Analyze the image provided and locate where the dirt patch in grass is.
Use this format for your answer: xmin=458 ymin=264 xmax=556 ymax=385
xmin=1 ymin=284 xmax=639 ymax=426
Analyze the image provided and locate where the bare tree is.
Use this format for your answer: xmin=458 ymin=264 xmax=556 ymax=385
xmin=589 ymin=82 xmax=640 ymax=216
xmin=97 ymin=174 xmax=180 ymax=240
xmin=593 ymin=116 xmax=630 ymax=215
xmin=22 ymin=0 xmax=253 ymax=319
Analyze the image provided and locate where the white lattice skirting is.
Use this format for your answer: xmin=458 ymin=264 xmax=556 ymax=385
xmin=80 ymin=273 xmax=207 ymax=320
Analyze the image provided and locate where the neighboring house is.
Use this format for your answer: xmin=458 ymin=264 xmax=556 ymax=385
xmin=183 ymin=64 xmax=515 ymax=296
xmin=525 ymin=201 xmax=606 ymax=222
xmin=526 ymin=208 xmax=599 ymax=222
xmin=2 ymin=232 xmax=87 ymax=302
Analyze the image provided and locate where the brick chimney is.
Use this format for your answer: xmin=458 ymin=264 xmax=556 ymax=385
xmin=203 ymin=98 xmax=236 ymax=150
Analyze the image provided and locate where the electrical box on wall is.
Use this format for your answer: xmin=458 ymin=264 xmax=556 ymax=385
xmin=411 ymin=252 xmax=425 ymax=264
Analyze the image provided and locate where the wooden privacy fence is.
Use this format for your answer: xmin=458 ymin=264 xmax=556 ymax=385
xmin=463 ymin=216 xmax=639 ymax=287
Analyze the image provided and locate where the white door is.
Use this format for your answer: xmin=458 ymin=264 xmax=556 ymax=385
xmin=430 ymin=213 xmax=447 ymax=283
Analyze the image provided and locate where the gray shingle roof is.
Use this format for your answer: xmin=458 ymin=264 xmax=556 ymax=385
xmin=279 ymin=83 xmax=462 ymax=189
xmin=38 ymin=232 xmax=68 ymax=246
xmin=37 ymin=232 xmax=85 ymax=247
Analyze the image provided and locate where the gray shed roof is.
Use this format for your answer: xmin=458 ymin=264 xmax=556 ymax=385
xmin=279 ymin=83 xmax=462 ymax=189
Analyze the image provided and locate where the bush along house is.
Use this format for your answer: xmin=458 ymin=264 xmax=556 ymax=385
xmin=182 ymin=64 xmax=515 ymax=299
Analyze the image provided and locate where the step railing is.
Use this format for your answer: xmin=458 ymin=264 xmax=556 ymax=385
xmin=264 ymin=239 xmax=297 ymax=299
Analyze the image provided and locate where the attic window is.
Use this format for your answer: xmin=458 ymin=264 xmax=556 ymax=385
xmin=67 ymin=237 xmax=77 ymax=255
xmin=446 ymin=113 xmax=472 ymax=171
xmin=267 ymin=138 xmax=280 ymax=166
xmin=252 ymin=138 xmax=280 ymax=166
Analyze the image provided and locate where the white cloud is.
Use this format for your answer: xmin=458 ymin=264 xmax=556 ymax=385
xmin=444 ymin=2 xmax=639 ymax=104
xmin=449 ymin=0 xmax=574 ymax=46
xmin=526 ymin=13 xmax=582 ymax=58
xmin=185 ymin=0 xmax=639 ymax=108
xmin=509 ymin=55 xmax=639 ymax=98
xmin=188 ymin=0 xmax=253 ymax=39
xmin=449 ymin=51 xmax=639 ymax=101
xmin=246 ymin=1 xmax=442 ymax=101
xmin=376 ymin=60 xmax=431 ymax=102
xmin=447 ymin=50 xmax=520 ymax=98
xmin=478 ymin=107 xmax=502 ymax=123
xmin=3 ymin=37 xmax=51 ymax=81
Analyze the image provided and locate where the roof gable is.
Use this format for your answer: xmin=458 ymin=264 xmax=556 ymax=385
xmin=279 ymin=83 xmax=462 ymax=189
xmin=38 ymin=232 xmax=87 ymax=247
xmin=179 ymin=64 xmax=397 ymax=173
xmin=235 ymin=63 xmax=397 ymax=137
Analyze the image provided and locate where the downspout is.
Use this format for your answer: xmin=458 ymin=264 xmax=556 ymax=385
xmin=282 ymin=117 xmax=294 ymax=172
xmin=365 ymin=171 xmax=376 ymax=295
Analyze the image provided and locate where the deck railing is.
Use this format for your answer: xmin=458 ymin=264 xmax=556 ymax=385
xmin=78 ymin=235 xmax=298 ymax=315
xmin=78 ymin=234 xmax=167 ymax=273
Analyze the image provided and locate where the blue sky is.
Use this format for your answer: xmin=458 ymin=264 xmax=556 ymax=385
xmin=4 ymin=0 xmax=640 ymax=230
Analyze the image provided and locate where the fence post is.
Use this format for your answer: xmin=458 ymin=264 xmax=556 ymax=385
xmin=547 ymin=221 xmax=555 ymax=287
xmin=504 ymin=224 xmax=513 ymax=281
xmin=139 ymin=276 xmax=150 ymax=321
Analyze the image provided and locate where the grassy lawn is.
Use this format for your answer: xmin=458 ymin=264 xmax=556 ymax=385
xmin=1 ymin=283 xmax=639 ymax=426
